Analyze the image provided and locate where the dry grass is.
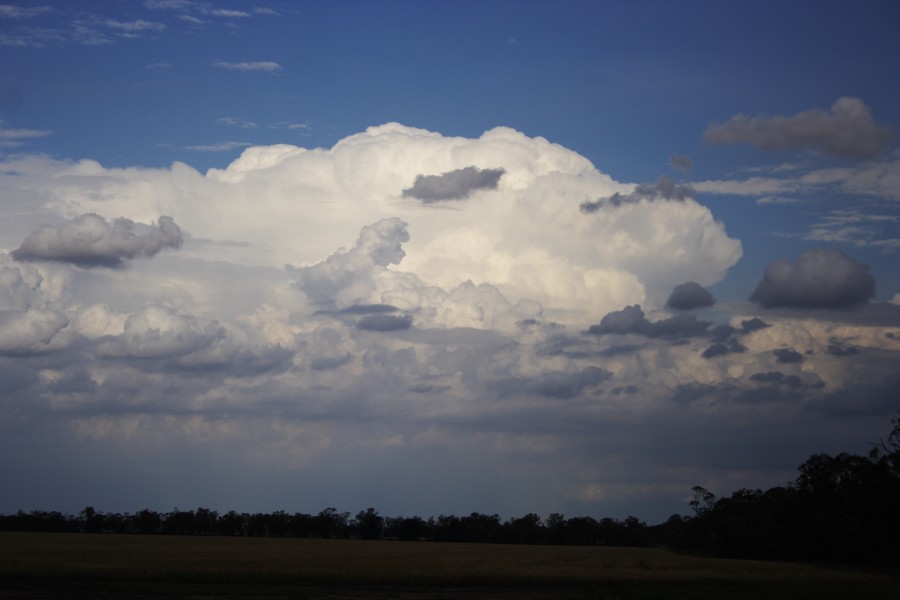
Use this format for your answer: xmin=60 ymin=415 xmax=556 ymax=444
xmin=0 ymin=532 xmax=897 ymax=598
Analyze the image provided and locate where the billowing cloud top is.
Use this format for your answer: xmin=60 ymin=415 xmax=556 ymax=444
xmin=4 ymin=123 xmax=741 ymax=320
xmin=750 ymin=248 xmax=877 ymax=309
xmin=705 ymin=97 xmax=893 ymax=159
xmin=12 ymin=213 xmax=183 ymax=268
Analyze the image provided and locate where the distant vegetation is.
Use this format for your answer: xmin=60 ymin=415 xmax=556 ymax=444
xmin=3 ymin=414 xmax=897 ymax=567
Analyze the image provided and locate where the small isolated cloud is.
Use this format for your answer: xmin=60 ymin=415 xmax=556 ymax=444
xmin=402 ymin=166 xmax=505 ymax=202
xmin=666 ymin=281 xmax=715 ymax=311
xmin=581 ymin=175 xmax=692 ymax=212
xmin=0 ymin=126 xmax=52 ymax=148
xmin=12 ymin=213 xmax=184 ymax=268
xmin=185 ymin=141 xmax=252 ymax=152
xmin=216 ymin=117 xmax=257 ymax=129
xmin=587 ymin=305 xmax=710 ymax=338
xmin=0 ymin=5 xmax=53 ymax=19
xmin=209 ymin=9 xmax=251 ymax=18
xmin=104 ymin=19 xmax=165 ymax=32
xmin=669 ymin=154 xmax=693 ymax=171
xmin=749 ymin=248 xmax=877 ymax=309
xmin=704 ymin=97 xmax=893 ymax=159
xmin=213 ymin=60 xmax=281 ymax=72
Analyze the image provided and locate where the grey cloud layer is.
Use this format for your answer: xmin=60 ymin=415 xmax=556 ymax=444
xmin=705 ymin=97 xmax=893 ymax=159
xmin=12 ymin=213 xmax=183 ymax=268
xmin=750 ymin=248 xmax=876 ymax=309
xmin=402 ymin=166 xmax=505 ymax=202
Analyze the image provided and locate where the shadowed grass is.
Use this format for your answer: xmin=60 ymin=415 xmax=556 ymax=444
xmin=1 ymin=532 xmax=897 ymax=598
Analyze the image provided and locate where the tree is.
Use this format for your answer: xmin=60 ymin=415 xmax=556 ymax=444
xmin=354 ymin=508 xmax=384 ymax=540
xmin=80 ymin=506 xmax=103 ymax=533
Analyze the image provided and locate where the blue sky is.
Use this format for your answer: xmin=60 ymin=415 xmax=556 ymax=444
xmin=1 ymin=0 xmax=899 ymax=522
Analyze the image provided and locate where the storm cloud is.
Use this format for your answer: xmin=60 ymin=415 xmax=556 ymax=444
xmin=0 ymin=121 xmax=895 ymax=526
xmin=666 ymin=281 xmax=715 ymax=310
xmin=402 ymin=166 xmax=505 ymax=202
xmin=749 ymin=248 xmax=877 ymax=309
xmin=704 ymin=97 xmax=893 ymax=159
xmin=12 ymin=213 xmax=183 ymax=268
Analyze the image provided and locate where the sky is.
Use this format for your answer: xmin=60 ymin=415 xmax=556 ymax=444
xmin=1 ymin=0 xmax=899 ymax=524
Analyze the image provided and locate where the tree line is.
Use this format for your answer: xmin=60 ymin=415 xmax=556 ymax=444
xmin=3 ymin=415 xmax=897 ymax=566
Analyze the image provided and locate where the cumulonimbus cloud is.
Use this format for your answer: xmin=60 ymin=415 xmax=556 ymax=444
xmin=704 ymin=97 xmax=893 ymax=159
xmin=12 ymin=213 xmax=184 ymax=268
xmin=749 ymin=248 xmax=876 ymax=309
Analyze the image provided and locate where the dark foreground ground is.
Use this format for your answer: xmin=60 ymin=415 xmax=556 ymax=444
xmin=1 ymin=532 xmax=897 ymax=599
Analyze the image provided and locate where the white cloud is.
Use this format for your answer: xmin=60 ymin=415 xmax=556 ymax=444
xmin=185 ymin=141 xmax=252 ymax=152
xmin=0 ymin=5 xmax=53 ymax=19
xmin=104 ymin=19 xmax=165 ymax=32
xmin=213 ymin=60 xmax=281 ymax=72
xmin=2 ymin=123 xmax=896 ymax=521
xmin=208 ymin=9 xmax=250 ymax=18
xmin=0 ymin=126 xmax=53 ymax=148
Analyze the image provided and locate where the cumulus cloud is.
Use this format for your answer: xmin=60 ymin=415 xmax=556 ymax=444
xmin=666 ymin=281 xmax=715 ymax=310
xmin=0 ymin=308 xmax=68 ymax=354
xmin=749 ymin=248 xmax=877 ymax=309
xmin=95 ymin=304 xmax=222 ymax=359
xmin=288 ymin=218 xmax=409 ymax=308
xmin=580 ymin=175 xmax=693 ymax=212
xmin=704 ymin=97 xmax=893 ymax=159
xmin=402 ymin=166 xmax=505 ymax=202
xmin=587 ymin=305 xmax=710 ymax=338
xmin=12 ymin=213 xmax=184 ymax=268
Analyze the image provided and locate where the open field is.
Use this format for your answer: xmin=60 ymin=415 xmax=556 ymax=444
xmin=0 ymin=532 xmax=897 ymax=599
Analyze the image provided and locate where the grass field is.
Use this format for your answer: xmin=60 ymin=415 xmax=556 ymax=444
xmin=0 ymin=532 xmax=897 ymax=599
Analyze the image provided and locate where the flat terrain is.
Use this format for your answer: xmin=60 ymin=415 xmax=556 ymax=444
xmin=0 ymin=532 xmax=897 ymax=599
